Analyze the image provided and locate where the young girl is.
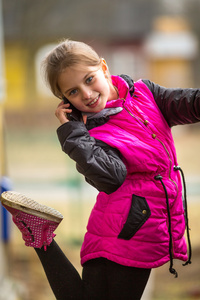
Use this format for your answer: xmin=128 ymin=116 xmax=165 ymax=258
xmin=1 ymin=39 xmax=199 ymax=300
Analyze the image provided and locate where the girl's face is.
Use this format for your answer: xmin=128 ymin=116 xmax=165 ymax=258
xmin=57 ymin=61 xmax=117 ymax=113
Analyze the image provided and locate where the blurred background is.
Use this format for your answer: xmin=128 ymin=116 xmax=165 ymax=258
xmin=0 ymin=0 xmax=200 ymax=299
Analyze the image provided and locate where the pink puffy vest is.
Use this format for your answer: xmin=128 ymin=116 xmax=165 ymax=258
xmin=80 ymin=76 xmax=188 ymax=269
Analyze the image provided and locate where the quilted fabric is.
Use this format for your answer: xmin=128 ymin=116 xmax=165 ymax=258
xmin=80 ymin=76 xmax=187 ymax=269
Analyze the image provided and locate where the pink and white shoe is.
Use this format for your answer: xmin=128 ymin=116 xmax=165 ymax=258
xmin=0 ymin=191 xmax=63 ymax=250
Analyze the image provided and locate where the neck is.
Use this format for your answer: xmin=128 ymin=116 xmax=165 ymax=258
xmin=108 ymin=81 xmax=119 ymax=101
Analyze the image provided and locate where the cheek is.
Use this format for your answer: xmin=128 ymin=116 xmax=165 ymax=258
xmin=99 ymin=80 xmax=110 ymax=96
xmin=68 ymin=98 xmax=82 ymax=110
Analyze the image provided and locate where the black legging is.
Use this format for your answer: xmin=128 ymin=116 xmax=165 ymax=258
xmin=35 ymin=240 xmax=151 ymax=300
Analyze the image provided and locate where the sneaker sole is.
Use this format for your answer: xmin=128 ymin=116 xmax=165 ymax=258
xmin=1 ymin=191 xmax=63 ymax=223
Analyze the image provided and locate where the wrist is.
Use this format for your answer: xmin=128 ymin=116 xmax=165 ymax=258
xmin=60 ymin=119 xmax=69 ymax=125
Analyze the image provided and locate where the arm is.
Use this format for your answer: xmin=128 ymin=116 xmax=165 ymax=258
xmin=57 ymin=121 xmax=127 ymax=194
xmin=143 ymin=79 xmax=200 ymax=127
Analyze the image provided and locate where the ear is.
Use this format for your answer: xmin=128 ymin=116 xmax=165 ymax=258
xmin=101 ymin=58 xmax=109 ymax=77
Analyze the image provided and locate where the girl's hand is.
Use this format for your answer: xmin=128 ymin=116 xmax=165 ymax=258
xmin=55 ymin=101 xmax=72 ymax=125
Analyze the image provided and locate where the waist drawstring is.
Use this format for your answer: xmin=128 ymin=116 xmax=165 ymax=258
xmin=174 ymin=165 xmax=192 ymax=266
xmin=154 ymin=174 xmax=178 ymax=278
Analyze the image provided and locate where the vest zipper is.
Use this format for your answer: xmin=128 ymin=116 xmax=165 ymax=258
xmin=123 ymin=105 xmax=151 ymax=132
xmin=123 ymin=105 xmax=178 ymax=197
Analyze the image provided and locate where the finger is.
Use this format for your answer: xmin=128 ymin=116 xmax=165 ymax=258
xmin=57 ymin=100 xmax=64 ymax=107
xmin=55 ymin=109 xmax=71 ymax=124
xmin=57 ymin=101 xmax=70 ymax=109
xmin=55 ymin=107 xmax=71 ymax=118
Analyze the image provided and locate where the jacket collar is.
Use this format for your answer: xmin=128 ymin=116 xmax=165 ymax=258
xmin=111 ymin=75 xmax=130 ymax=100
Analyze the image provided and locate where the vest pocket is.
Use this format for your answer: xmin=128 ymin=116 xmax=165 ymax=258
xmin=118 ymin=194 xmax=151 ymax=240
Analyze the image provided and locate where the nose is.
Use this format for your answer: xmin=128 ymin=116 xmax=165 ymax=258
xmin=81 ymin=87 xmax=92 ymax=100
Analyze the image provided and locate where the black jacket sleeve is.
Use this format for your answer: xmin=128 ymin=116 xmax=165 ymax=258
xmin=57 ymin=121 xmax=127 ymax=194
xmin=143 ymin=79 xmax=200 ymax=127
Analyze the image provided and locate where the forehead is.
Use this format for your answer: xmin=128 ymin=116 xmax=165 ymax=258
xmin=58 ymin=65 xmax=100 ymax=91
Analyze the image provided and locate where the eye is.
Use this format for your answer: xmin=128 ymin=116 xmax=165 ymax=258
xmin=86 ymin=76 xmax=93 ymax=84
xmin=69 ymin=89 xmax=78 ymax=96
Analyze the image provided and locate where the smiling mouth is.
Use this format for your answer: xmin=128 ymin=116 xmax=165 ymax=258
xmin=87 ymin=95 xmax=99 ymax=106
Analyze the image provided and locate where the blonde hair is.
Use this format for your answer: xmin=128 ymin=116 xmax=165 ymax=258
xmin=42 ymin=39 xmax=102 ymax=98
